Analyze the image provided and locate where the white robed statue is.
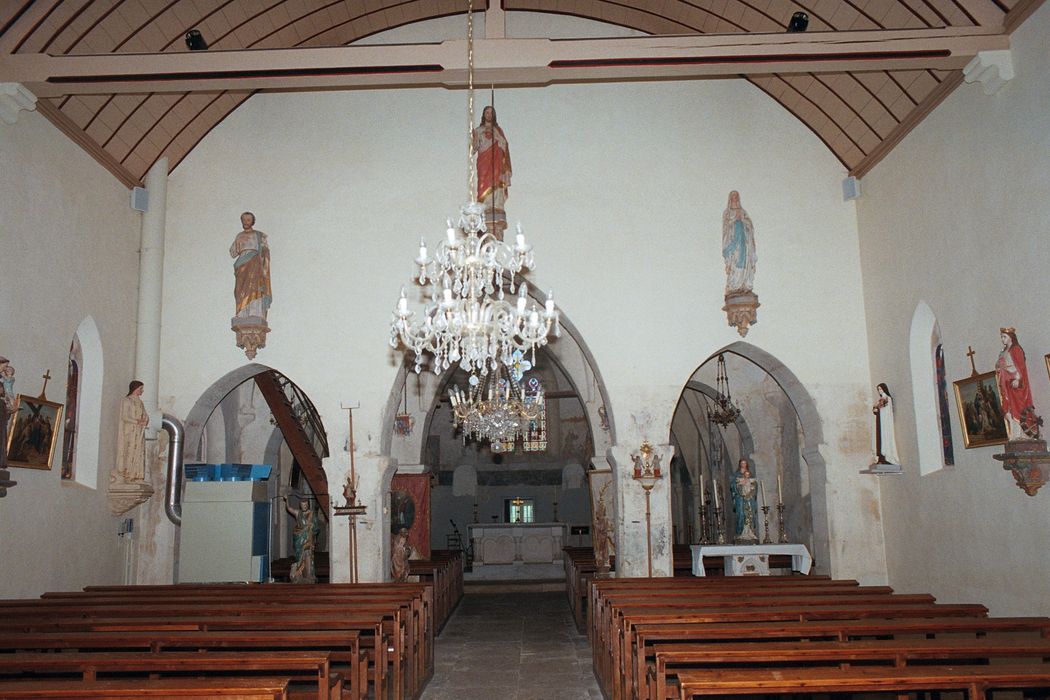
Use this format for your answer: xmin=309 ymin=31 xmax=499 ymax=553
xmin=872 ymin=383 xmax=900 ymax=466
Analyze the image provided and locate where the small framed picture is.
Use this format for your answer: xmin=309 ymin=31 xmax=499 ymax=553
xmin=6 ymin=394 xmax=64 ymax=470
xmin=952 ymin=371 xmax=1008 ymax=449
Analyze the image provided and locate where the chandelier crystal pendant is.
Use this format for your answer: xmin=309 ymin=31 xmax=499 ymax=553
xmin=709 ymin=353 xmax=742 ymax=428
xmin=388 ymin=0 xmax=559 ymax=378
xmin=448 ymin=360 xmax=545 ymax=451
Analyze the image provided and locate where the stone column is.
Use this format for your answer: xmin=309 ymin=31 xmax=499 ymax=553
xmin=608 ymin=442 xmax=675 ymax=578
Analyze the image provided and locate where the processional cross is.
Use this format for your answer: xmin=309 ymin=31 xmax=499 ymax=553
xmin=334 ymin=403 xmax=367 ymax=583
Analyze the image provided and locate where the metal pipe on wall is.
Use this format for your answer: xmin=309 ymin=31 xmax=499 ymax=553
xmin=162 ymin=413 xmax=184 ymax=526
xmin=135 ymin=157 xmax=168 ymax=435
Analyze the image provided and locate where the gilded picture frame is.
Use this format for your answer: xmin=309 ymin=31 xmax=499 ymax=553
xmin=1045 ymin=354 xmax=1050 ymax=382
xmin=6 ymin=394 xmax=64 ymax=470
xmin=952 ymin=371 xmax=1008 ymax=449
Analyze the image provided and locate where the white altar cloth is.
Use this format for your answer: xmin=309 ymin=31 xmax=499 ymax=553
xmin=690 ymin=543 xmax=813 ymax=577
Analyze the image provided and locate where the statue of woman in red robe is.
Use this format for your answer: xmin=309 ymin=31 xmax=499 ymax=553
xmin=472 ymin=106 xmax=512 ymax=239
xmin=995 ymin=327 xmax=1042 ymax=440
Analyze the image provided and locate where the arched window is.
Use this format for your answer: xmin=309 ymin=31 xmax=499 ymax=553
xmin=910 ymin=302 xmax=954 ymax=475
xmin=61 ymin=336 xmax=82 ymax=480
xmin=69 ymin=317 xmax=104 ymax=488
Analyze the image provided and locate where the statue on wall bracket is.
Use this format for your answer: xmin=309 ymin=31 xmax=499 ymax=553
xmin=721 ymin=191 xmax=759 ymax=337
xmin=230 ymin=211 xmax=272 ymax=360
xmin=992 ymin=327 xmax=1050 ymax=495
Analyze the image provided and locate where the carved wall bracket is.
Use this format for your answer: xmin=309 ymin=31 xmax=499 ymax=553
xmin=0 ymin=468 xmax=16 ymax=497
xmin=723 ymin=291 xmax=760 ymax=337
xmin=231 ymin=318 xmax=269 ymax=360
xmin=993 ymin=438 xmax=1050 ymax=496
xmin=108 ymin=480 xmax=155 ymax=515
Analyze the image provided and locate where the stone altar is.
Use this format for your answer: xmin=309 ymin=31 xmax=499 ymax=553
xmin=468 ymin=522 xmax=567 ymax=580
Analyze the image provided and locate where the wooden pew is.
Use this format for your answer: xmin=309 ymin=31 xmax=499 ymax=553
xmin=0 ymin=605 xmax=385 ymax=700
xmin=633 ymin=613 xmax=1050 ymax=699
xmin=2 ymin=592 xmax=418 ymax=699
xmin=0 ymin=630 xmax=363 ymax=700
xmin=674 ymin=664 xmax=1050 ymax=699
xmin=0 ymin=677 xmax=291 ymax=698
xmin=651 ymin=635 xmax=1050 ymax=700
xmin=0 ymin=651 xmax=337 ymax=700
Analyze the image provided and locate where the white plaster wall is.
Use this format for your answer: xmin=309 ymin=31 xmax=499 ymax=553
xmin=158 ymin=71 xmax=880 ymax=582
xmin=0 ymin=108 xmax=141 ymax=597
xmin=856 ymin=3 xmax=1050 ymax=614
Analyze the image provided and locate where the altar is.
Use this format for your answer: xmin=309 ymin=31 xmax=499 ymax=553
xmin=690 ymin=543 xmax=813 ymax=577
xmin=468 ymin=523 xmax=567 ymax=580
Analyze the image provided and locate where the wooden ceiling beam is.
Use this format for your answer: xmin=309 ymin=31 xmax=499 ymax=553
xmin=1 ymin=27 xmax=1007 ymax=97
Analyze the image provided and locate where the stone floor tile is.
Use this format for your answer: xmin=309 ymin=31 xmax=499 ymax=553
xmin=419 ymin=591 xmax=601 ymax=700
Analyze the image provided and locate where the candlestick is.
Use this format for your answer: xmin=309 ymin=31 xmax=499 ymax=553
xmin=776 ymin=502 xmax=787 ymax=543
xmin=714 ymin=505 xmax=726 ymax=544
xmin=698 ymin=503 xmax=710 ymax=544
xmin=760 ymin=480 xmax=766 ymax=508
xmin=761 ymin=505 xmax=772 ymax=544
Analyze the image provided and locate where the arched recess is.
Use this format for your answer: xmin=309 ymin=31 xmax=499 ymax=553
xmin=674 ymin=341 xmax=831 ymax=573
xmin=910 ymin=301 xmax=947 ymax=475
xmin=182 ymin=363 xmax=330 ymax=510
xmin=69 ymin=316 xmax=104 ymax=489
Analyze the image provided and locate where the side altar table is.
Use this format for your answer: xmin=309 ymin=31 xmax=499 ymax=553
xmin=690 ymin=543 xmax=813 ymax=577
xmin=468 ymin=523 xmax=566 ymax=580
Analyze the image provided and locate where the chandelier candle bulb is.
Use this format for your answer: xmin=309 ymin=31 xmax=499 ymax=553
xmin=545 ymin=292 xmax=555 ymax=315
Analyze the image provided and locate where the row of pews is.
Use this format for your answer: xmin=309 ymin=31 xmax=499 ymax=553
xmin=588 ymin=573 xmax=1050 ymax=700
xmin=0 ymin=551 xmax=463 ymax=699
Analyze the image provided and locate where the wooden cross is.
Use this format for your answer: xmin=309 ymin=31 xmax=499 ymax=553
xmin=38 ymin=369 xmax=52 ymax=400
xmin=966 ymin=346 xmax=978 ymax=376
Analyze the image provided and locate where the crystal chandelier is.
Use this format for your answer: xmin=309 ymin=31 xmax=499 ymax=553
xmin=448 ymin=360 xmax=544 ymax=451
xmin=388 ymin=0 xmax=559 ymax=378
xmin=709 ymin=353 xmax=742 ymax=427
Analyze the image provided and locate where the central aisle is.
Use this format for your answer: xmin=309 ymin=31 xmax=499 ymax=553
xmin=420 ymin=591 xmax=603 ymax=700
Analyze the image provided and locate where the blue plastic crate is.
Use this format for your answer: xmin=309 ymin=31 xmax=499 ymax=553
xmin=184 ymin=463 xmax=272 ymax=482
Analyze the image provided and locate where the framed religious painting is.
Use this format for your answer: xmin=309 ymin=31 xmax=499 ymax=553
xmin=952 ymin=371 xmax=1008 ymax=448
xmin=390 ymin=473 xmax=431 ymax=559
xmin=6 ymin=394 xmax=64 ymax=469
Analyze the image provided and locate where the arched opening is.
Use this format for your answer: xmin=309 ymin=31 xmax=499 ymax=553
xmin=910 ymin=301 xmax=954 ymax=474
xmin=65 ymin=316 xmax=103 ymax=489
xmin=378 ymin=292 xmax=615 ymax=582
xmin=179 ymin=364 xmax=330 ymax=582
xmin=670 ymin=341 xmax=830 ymax=573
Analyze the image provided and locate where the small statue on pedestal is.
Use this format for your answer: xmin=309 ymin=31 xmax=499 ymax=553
xmin=721 ymin=191 xmax=760 ymax=336
xmin=285 ymin=496 xmax=321 ymax=583
xmin=729 ymin=458 xmax=758 ymax=543
xmin=993 ymin=327 xmax=1050 ymax=495
xmin=230 ymin=211 xmax=272 ymax=360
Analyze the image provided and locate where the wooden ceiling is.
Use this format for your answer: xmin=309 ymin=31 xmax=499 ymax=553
xmin=0 ymin=0 xmax=1039 ymax=188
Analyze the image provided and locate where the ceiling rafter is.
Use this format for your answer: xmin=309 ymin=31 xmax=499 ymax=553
xmin=0 ymin=0 xmax=1037 ymax=186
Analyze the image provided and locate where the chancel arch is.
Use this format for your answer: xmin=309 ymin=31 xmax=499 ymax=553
xmin=671 ymin=341 xmax=830 ymax=574
xmin=379 ymin=291 xmax=616 ymax=579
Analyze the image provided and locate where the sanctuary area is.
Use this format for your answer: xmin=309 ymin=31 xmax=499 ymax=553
xmin=2 ymin=0 xmax=1050 ymax=696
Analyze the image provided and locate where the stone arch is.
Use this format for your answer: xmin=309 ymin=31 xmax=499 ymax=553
xmin=377 ymin=281 xmax=617 ymax=568
xmin=682 ymin=340 xmax=831 ymax=573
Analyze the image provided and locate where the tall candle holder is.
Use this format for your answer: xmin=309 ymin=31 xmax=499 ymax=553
xmin=713 ymin=505 xmax=726 ymax=544
xmin=761 ymin=505 xmax=772 ymax=544
xmin=632 ymin=441 xmax=664 ymax=577
xmin=698 ymin=504 xmax=711 ymax=544
xmin=776 ymin=502 xmax=788 ymax=543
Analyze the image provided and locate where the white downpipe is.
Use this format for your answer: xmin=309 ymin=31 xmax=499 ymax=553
xmin=135 ymin=157 xmax=168 ymax=436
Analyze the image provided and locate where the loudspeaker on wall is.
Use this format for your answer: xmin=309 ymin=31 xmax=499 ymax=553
xmin=130 ymin=186 xmax=149 ymax=212
xmin=842 ymin=176 xmax=861 ymax=201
